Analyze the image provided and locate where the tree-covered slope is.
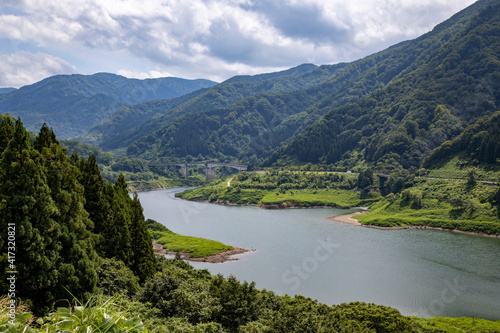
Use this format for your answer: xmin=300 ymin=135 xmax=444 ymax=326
xmin=0 ymin=88 xmax=16 ymax=94
xmin=76 ymin=87 xmax=212 ymax=147
xmin=0 ymin=73 xmax=216 ymax=138
xmin=92 ymin=63 xmax=344 ymax=150
xmin=124 ymin=0 xmax=498 ymax=166
xmin=122 ymin=44 xmax=412 ymax=161
xmin=267 ymin=0 xmax=500 ymax=171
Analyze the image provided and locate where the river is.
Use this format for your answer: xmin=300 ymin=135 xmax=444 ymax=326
xmin=138 ymin=188 xmax=500 ymax=320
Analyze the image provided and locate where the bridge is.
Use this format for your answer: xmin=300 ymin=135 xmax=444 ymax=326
xmin=146 ymin=162 xmax=248 ymax=181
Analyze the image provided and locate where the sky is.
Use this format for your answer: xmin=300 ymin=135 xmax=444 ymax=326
xmin=0 ymin=0 xmax=477 ymax=88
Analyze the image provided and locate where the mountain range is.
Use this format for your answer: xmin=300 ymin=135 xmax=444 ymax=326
xmin=1 ymin=0 xmax=499 ymax=172
xmin=0 ymin=74 xmax=216 ymax=138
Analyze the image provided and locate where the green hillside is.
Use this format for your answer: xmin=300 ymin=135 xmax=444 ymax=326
xmin=267 ymin=0 xmax=500 ymax=171
xmin=422 ymin=111 xmax=500 ymax=173
xmin=122 ymin=44 xmax=409 ymax=162
xmin=76 ymin=87 xmax=211 ymax=147
xmin=0 ymin=88 xmax=16 ymax=94
xmin=113 ymin=0 xmax=499 ymax=170
xmin=92 ymin=63 xmax=345 ymax=150
xmin=0 ymin=73 xmax=216 ymax=138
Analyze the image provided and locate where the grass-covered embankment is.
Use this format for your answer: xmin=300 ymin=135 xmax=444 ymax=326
xmin=147 ymin=219 xmax=234 ymax=258
xmin=176 ymin=171 xmax=379 ymax=208
xmin=177 ymin=168 xmax=500 ymax=236
xmin=413 ymin=316 xmax=500 ymax=332
xmin=356 ymin=178 xmax=500 ymax=235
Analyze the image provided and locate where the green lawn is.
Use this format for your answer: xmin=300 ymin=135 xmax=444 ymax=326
xmin=260 ymin=188 xmax=369 ymax=208
xmin=150 ymin=229 xmax=233 ymax=258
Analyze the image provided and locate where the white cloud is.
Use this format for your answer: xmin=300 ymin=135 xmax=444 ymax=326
xmin=0 ymin=0 xmax=477 ymax=85
xmin=0 ymin=51 xmax=76 ymax=87
xmin=117 ymin=69 xmax=174 ymax=80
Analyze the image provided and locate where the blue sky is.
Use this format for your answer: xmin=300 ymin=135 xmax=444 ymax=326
xmin=0 ymin=0 xmax=476 ymax=87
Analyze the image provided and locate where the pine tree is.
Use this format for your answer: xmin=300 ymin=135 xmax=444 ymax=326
xmin=130 ymin=193 xmax=156 ymax=282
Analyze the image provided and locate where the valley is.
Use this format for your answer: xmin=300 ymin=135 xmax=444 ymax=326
xmin=1 ymin=0 xmax=500 ymax=331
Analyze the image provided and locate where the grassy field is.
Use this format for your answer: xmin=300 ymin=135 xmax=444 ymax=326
xmin=176 ymin=171 xmax=378 ymax=208
xmin=147 ymin=220 xmax=233 ymax=258
xmin=413 ymin=316 xmax=500 ymax=332
xmin=357 ymin=178 xmax=500 ymax=235
xmin=260 ymin=188 xmax=370 ymax=207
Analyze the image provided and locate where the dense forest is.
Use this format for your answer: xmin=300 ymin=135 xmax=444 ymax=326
xmin=86 ymin=0 xmax=499 ymax=172
xmin=0 ymin=116 xmax=156 ymax=314
xmin=267 ymin=0 xmax=500 ymax=171
xmin=422 ymin=111 xmax=500 ymax=168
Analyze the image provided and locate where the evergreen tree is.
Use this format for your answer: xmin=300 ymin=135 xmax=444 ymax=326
xmin=101 ymin=174 xmax=133 ymax=267
xmin=130 ymin=193 xmax=156 ymax=282
xmin=0 ymin=116 xmax=14 ymax=153
xmin=0 ymin=119 xmax=60 ymax=313
xmin=35 ymin=126 xmax=99 ymax=305
xmin=78 ymin=154 xmax=109 ymax=253
xmin=33 ymin=123 xmax=58 ymax=152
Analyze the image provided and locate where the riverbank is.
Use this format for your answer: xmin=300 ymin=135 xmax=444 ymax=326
xmin=152 ymin=239 xmax=251 ymax=263
xmin=330 ymin=211 xmax=500 ymax=238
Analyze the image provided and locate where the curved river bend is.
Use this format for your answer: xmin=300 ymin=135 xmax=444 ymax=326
xmin=138 ymin=188 xmax=500 ymax=320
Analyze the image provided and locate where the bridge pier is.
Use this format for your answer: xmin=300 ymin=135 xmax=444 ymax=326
xmin=206 ymin=164 xmax=215 ymax=180
xmin=182 ymin=164 xmax=188 ymax=180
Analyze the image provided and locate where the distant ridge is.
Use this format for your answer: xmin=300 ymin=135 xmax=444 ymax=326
xmin=0 ymin=73 xmax=216 ymax=138
xmin=222 ymin=63 xmax=317 ymax=84
xmin=0 ymin=87 xmax=16 ymax=94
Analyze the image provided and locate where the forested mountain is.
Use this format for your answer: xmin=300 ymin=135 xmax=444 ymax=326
xmin=0 ymin=88 xmax=16 ymax=94
xmin=266 ymin=0 xmax=500 ymax=171
xmin=84 ymin=63 xmax=340 ymax=150
xmin=422 ymin=111 xmax=500 ymax=168
xmin=0 ymin=73 xmax=216 ymax=138
xmin=118 ymin=44 xmax=410 ymax=161
xmin=118 ymin=0 xmax=498 ymax=167
xmin=77 ymin=87 xmax=212 ymax=147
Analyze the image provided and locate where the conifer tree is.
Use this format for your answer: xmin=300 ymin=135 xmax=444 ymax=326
xmin=35 ymin=126 xmax=99 ymax=305
xmin=0 ymin=119 xmax=60 ymax=313
xmin=33 ymin=123 xmax=58 ymax=152
xmin=108 ymin=173 xmax=134 ymax=266
xmin=0 ymin=116 xmax=14 ymax=153
xmin=79 ymin=154 xmax=110 ymax=253
xmin=130 ymin=193 xmax=156 ymax=282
